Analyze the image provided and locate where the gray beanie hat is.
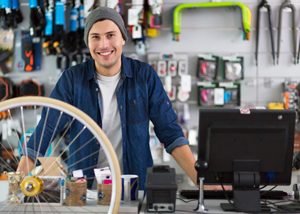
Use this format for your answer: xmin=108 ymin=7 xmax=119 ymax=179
xmin=84 ymin=7 xmax=128 ymax=46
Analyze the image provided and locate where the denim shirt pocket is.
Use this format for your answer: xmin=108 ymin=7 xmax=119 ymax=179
xmin=126 ymin=97 xmax=147 ymax=124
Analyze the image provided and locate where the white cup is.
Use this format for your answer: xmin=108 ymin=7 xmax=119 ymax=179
xmin=121 ymin=175 xmax=138 ymax=202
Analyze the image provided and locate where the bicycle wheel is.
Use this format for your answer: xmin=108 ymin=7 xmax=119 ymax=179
xmin=0 ymin=96 xmax=121 ymax=213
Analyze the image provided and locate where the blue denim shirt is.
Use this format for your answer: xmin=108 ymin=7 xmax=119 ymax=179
xmin=27 ymin=55 xmax=188 ymax=189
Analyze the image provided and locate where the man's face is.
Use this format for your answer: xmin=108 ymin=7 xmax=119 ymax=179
xmin=88 ymin=20 xmax=125 ymax=75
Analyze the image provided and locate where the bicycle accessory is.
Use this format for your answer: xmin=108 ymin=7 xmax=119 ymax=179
xmin=17 ymin=79 xmax=44 ymax=97
xmin=0 ymin=76 xmax=13 ymax=101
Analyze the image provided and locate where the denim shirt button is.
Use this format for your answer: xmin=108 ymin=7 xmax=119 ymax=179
xmin=120 ymin=105 xmax=123 ymax=110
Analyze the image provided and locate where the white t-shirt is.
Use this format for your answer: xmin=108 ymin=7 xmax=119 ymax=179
xmin=96 ymin=71 xmax=122 ymax=171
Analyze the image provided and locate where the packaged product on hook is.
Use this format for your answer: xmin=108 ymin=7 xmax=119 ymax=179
xmin=197 ymin=82 xmax=217 ymax=107
xmin=219 ymin=82 xmax=240 ymax=107
xmin=197 ymin=55 xmax=219 ymax=81
xmin=222 ymin=56 xmax=244 ymax=81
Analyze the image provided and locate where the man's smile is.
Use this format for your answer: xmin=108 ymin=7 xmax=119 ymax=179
xmin=96 ymin=50 xmax=114 ymax=56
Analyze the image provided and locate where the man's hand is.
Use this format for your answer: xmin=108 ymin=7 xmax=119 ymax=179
xmin=204 ymin=185 xmax=232 ymax=191
xmin=17 ymin=156 xmax=35 ymax=176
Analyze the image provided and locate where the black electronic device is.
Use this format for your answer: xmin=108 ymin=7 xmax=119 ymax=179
xmin=196 ymin=108 xmax=295 ymax=212
xmin=146 ymin=165 xmax=177 ymax=213
xmin=180 ymin=189 xmax=288 ymax=200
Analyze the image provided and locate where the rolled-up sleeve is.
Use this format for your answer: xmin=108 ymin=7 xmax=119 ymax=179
xmin=147 ymin=65 xmax=189 ymax=153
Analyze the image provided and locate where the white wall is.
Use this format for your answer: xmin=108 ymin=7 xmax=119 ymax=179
xmin=124 ymin=0 xmax=300 ymax=106
xmin=10 ymin=0 xmax=300 ymax=106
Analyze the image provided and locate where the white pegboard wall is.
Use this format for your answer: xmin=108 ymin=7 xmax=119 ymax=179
xmin=128 ymin=0 xmax=300 ymax=107
xmin=7 ymin=0 xmax=300 ymax=106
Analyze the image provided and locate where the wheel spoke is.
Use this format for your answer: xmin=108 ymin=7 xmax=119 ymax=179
xmin=0 ymin=143 xmax=18 ymax=168
xmin=0 ymin=157 xmax=15 ymax=172
xmin=20 ymin=106 xmax=32 ymax=175
xmin=38 ymin=193 xmax=60 ymax=214
xmin=6 ymin=110 xmax=24 ymax=163
xmin=67 ymin=149 xmax=99 ymax=170
xmin=40 ymin=110 xmax=64 ymax=174
xmin=34 ymin=195 xmax=44 ymax=214
xmin=33 ymin=105 xmax=37 ymax=160
xmin=34 ymin=107 xmax=50 ymax=168
xmin=63 ymin=137 xmax=96 ymax=164
xmin=42 ymin=125 xmax=86 ymax=176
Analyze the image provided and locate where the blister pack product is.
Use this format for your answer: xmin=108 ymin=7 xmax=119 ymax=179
xmin=197 ymin=55 xmax=219 ymax=81
xmin=197 ymin=82 xmax=217 ymax=107
xmin=222 ymin=56 xmax=244 ymax=81
xmin=219 ymin=82 xmax=241 ymax=107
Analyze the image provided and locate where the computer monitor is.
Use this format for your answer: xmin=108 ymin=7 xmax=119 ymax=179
xmin=196 ymin=108 xmax=296 ymax=212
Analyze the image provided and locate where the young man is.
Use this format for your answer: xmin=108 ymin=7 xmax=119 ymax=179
xmin=17 ymin=7 xmax=197 ymax=189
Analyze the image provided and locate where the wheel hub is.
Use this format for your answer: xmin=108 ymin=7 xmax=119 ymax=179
xmin=20 ymin=176 xmax=43 ymax=197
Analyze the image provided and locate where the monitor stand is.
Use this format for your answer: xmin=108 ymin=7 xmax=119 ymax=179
xmin=194 ymin=177 xmax=208 ymax=213
xmin=219 ymin=183 xmax=271 ymax=212
xmin=219 ymin=160 xmax=270 ymax=213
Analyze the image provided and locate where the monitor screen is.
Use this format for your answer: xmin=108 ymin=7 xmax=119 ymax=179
xmin=197 ymin=108 xmax=296 ymax=186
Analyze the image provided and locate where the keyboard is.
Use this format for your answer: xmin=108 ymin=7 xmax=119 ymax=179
xmin=180 ymin=189 xmax=288 ymax=200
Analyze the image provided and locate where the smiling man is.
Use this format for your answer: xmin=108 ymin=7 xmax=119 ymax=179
xmin=87 ymin=20 xmax=125 ymax=76
xmin=17 ymin=7 xmax=197 ymax=190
